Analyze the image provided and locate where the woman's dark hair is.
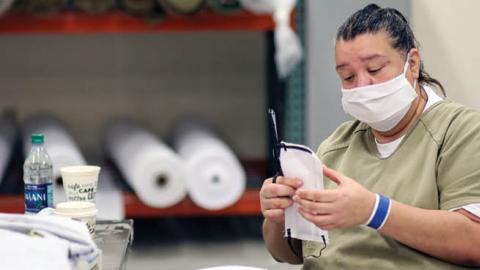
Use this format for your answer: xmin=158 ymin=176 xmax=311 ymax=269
xmin=336 ymin=4 xmax=445 ymax=96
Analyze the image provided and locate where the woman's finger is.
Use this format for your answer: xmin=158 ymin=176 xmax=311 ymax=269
xmin=262 ymin=197 xmax=294 ymax=210
xmin=263 ymin=183 xmax=297 ymax=199
xmin=295 ymin=188 xmax=338 ymax=203
xmin=293 ymin=196 xmax=333 ymax=215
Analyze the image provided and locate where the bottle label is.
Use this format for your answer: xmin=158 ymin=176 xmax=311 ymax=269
xmin=24 ymin=183 xmax=53 ymax=214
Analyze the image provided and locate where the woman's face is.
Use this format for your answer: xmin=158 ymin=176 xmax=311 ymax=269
xmin=335 ymin=31 xmax=416 ymax=90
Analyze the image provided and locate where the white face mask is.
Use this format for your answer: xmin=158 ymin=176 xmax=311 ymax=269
xmin=341 ymin=57 xmax=418 ymax=132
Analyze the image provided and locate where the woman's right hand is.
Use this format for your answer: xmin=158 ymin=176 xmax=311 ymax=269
xmin=260 ymin=176 xmax=303 ymax=225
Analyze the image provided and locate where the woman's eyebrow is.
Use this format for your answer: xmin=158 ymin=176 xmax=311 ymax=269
xmin=361 ymin=54 xmax=387 ymax=62
xmin=336 ymin=54 xmax=387 ymax=70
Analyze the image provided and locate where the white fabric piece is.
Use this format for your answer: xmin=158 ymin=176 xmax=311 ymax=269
xmin=240 ymin=0 xmax=302 ymax=78
xmin=342 ymin=60 xmax=418 ymax=131
xmin=23 ymin=117 xmax=87 ymax=181
xmin=0 ymin=213 xmax=100 ymax=270
xmin=279 ymin=142 xmax=328 ymax=243
xmin=105 ymin=121 xmax=188 ymax=208
xmin=173 ymin=122 xmax=246 ymax=210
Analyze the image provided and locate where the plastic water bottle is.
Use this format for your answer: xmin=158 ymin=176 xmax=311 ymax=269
xmin=23 ymin=134 xmax=54 ymax=214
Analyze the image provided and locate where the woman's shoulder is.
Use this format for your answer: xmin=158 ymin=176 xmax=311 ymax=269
xmin=421 ymin=100 xmax=480 ymax=145
xmin=317 ymin=119 xmax=368 ymax=156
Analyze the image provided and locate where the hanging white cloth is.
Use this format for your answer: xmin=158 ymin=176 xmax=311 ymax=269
xmin=240 ymin=0 xmax=303 ymax=78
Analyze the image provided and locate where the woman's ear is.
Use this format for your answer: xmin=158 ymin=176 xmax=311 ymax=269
xmin=408 ymin=48 xmax=421 ymax=80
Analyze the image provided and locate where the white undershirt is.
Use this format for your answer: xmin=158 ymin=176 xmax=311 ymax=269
xmin=374 ymin=85 xmax=480 ymax=217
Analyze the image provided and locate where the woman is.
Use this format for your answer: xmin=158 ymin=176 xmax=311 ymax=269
xmin=260 ymin=4 xmax=480 ymax=269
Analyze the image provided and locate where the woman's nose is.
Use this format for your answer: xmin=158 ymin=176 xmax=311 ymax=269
xmin=356 ymin=73 xmax=374 ymax=88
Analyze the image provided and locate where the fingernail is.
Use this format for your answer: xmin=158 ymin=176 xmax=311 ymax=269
xmin=292 ymin=195 xmax=298 ymax=201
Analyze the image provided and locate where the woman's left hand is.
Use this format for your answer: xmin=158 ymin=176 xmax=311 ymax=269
xmin=293 ymin=165 xmax=376 ymax=231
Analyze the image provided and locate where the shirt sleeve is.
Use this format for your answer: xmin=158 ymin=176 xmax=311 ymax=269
xmin=449 ymin=204 xmax=480 ymax=218
xmin=436 ymin=108 xmax=480 ymax=210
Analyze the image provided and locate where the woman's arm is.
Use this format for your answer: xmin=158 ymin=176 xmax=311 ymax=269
xmin=294 ymin=166 xmax=480 ymax=267
xmin=379 ymin=202 xmax=480 ymax=266
xmin=263 ymin=218 xmax=303 ymax=264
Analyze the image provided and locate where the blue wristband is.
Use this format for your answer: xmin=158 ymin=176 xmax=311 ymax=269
xmin=367 ymin=194 xmax=391 ymax=230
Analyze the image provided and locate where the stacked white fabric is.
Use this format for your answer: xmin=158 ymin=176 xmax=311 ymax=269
xmin=0 ymin=213 xmax=100 ymax=270
xmin=23 ymin=116 xmax=87 ymax=181
xmin=173 ymin=120 xmax=246 ymax=210
xmin=0 ymin=119 xmax=15 ymax=184
xmin=105 ymin=121 xmax=188 ymax=208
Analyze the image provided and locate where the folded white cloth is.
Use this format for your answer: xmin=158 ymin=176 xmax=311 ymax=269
xmin=0 ymin=213 xmax=100 ymax=270
xmin=279 ymin=142 xmax=329 ymax=243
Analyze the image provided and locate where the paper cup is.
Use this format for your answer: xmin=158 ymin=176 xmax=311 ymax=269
xmin=61 ymin=165 xmax=101 ymax=203
xmin=55 ymin=201 xmax=98 ymax=234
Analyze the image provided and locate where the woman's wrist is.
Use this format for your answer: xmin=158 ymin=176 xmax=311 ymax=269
xmin=364 ymin=193 xmax=392 ymax=230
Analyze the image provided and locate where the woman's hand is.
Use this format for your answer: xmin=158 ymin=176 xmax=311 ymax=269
xmin=260 ymin=176 xmax=303 ymax=225
xmin=293 ymin=165 xmax=376 ymax=230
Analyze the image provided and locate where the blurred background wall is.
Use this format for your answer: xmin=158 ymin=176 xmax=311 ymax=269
xmin=411 ymin=0 xmax=480 ymax=108
xmin=0 ymin=33 xmax=266 ymax=160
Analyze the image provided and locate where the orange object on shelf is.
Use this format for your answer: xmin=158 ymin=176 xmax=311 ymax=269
xmin=0 ymin=195 xmax=24 ymax=214
xmin=0 ymin=189 xmax=261 ymax=217
xmin=0 ymin=9 xmax=276 ymax=34
xmin=124 ymin=189 xmax=261 ymax=218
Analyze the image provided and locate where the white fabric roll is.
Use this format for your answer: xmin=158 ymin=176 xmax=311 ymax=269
xmin=173 ymin=121 xmax=246 ymax=210
xmin=0 ymin=119 xmax=15 ymax=184
xmin=105 ymin=121 xmax=188 ymax=208
xmin=23 ymin=117 xmax=87 ymax=181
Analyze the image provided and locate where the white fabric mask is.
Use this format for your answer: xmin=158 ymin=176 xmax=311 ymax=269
xmin=279 ymin=142 xmax=329 ymax=243
xmin=341 ymin=57 xmax=418 ymax=132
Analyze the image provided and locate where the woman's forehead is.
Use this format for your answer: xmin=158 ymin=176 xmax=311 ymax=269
xmin=335 ymin=32 xmax=400 ymax=63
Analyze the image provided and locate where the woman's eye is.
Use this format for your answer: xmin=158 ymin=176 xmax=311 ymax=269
xmin=368 ymin=67 xmax=382 ymax=74
xmin=343 ymin=75 xmax=354 ymax=82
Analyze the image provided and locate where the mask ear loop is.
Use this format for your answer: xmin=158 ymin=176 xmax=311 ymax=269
xmin=404 ymin=53 xmax=418 ymax=91
xmin=267 ymin=109 xmax=303 ymax=259
xmin=268 ymin=109 xmax=284 ymax=183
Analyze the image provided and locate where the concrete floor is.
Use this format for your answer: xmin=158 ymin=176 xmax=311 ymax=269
xmin=126 ymin=240 xmax=300 ymax=270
